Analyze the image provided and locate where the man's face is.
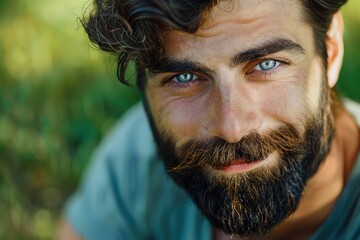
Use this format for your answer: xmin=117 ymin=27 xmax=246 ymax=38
xmin=144 ymin=0 xmax=334 ymax=237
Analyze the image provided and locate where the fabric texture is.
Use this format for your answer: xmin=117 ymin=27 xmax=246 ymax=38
xmin=65 ymin=99 xmax=360 ymax=240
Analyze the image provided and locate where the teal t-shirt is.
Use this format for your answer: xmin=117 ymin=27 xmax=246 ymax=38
xmin=65 ymin=100 xmax=360 ymax=240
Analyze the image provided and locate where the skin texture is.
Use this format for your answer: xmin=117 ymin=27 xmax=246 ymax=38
xmin=57 ymin=0 xmax=359 ymax=239
xmin=146 ymin=0 xmax=321 ymax=148
xmin=145 ymin=0 xmax=359 ymax=239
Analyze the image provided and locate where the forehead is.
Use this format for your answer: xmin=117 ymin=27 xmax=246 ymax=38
xmin=200 ymin=0 xmax=301 ymax=31
xmin=162 ymin=0 xmax=310 ymax=60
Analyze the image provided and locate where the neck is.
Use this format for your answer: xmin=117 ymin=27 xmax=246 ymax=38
xmin=214 ymin=107 xmax=360 ymax=240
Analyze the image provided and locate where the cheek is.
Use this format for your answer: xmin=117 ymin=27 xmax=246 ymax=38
xmin=259 ymin=77 xmax=309 ymax=125
xmin=304 ymin=58 xmax=326 ymax=112
xmin=147 ymin=90 xmax=205 ymax=145
xmin=258 ymin=53 xmax=325 ymax=125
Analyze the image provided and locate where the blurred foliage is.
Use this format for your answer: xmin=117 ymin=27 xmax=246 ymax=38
xmin=0 ymin=0 xmax=140 ymax=239
xmin=0 ymin=0 xmax=359 ymax=239
xmin=338 ymin=1 xmax=360 ymax=101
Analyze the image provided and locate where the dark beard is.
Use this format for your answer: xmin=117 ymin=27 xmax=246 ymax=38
xmin=161 ymin=125 xmax=308 ymax=236
xmin=142 ymin=80 xmax=335 ymax=237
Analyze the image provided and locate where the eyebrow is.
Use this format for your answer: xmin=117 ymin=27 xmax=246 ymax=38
xmin=231 ymin=38 xmax=305 ymax=66
xmin=148 ymin=38 xmax=305 ymax=74
xmin=149 ymin=58 xmax=214 ymax=75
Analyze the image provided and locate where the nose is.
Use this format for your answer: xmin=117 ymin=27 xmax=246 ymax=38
xmin=206 ymin=80 xmax=257 ymax=143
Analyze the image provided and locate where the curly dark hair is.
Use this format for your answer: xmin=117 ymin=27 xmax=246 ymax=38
xmin=82 ymin=0 xmax=348 ymax=87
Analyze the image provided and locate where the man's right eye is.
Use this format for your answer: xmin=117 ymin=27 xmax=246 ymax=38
xmin=173 ymin=73 xmax=198 ymax=83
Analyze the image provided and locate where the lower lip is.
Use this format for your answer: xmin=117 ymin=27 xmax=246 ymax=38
xmin=220 ymin=161 xmax=261 ymax=174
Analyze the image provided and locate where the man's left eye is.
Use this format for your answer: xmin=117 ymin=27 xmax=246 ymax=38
xmin=254 ymin=59 xmax=280 ymax=71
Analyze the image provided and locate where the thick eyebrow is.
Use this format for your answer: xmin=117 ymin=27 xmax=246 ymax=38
xmin=148 ymin=38 xmax=305 ymax=75
xmin=148 ymin=58 xmax=214 ymax=75
xmin=231 ymin=38 xmax=306 ymax=67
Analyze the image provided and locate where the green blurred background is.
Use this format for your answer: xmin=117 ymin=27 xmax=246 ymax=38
xmin=0 ymin=0 xmax=359 ymax=239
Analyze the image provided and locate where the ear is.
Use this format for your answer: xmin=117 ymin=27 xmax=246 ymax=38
xmin=326 ymin=12 xmax=344 ymax=88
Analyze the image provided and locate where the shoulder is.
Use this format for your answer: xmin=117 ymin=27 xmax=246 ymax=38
xmin=343 ymin=98 xmax=360 ymax=126
xmin=95 ymin=102 xmax=156 ymax=159
xmin=309 ymin=98 xmax=360 ymax=239
xmin=64 ymin=102 xmax=161 ymax=238
xmin=65 ymin=102 xmax=211 ymax=239
xmin=86 ymin=101 xmax=162 ymax=205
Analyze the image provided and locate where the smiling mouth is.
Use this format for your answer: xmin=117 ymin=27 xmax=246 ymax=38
xmin=218 ymin=152 xmax=277 ymax=174
xmin=220 ymin=160 xmax=262 ymax=173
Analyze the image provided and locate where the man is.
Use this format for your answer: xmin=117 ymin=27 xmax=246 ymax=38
xmin=58 ymin=0 xmax=360 ymax=239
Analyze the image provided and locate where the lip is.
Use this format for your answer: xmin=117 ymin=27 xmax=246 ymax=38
xmin=218 ymin=152 xmax=277 ymax=174
xmin=220 ymin=160 xmax=262 ymax=174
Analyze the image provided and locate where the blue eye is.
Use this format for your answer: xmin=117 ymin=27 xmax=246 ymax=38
xmin=254 ymin=60 xmax=280 ymax=71
xmin=174 ymin=73 xmax=197 ymax=82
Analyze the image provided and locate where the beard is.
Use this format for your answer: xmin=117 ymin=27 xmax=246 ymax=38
xmin=143 ymin=80 xmax=335 ymax=237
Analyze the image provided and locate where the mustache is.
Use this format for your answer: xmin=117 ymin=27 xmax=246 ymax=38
xmin=170 ymin=124 xmax=303 ymax=172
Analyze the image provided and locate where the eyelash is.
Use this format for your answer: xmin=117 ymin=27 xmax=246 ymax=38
xmin=162 ymin=73 xmax=203 ymax=90
xmin=247 ymin=59 xmax=288 ymax=78
xmin=162 ymin=59 xmax=288 ymax=89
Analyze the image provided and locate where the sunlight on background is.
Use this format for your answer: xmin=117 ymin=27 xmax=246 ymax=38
xmin=2 ymin=0 xmax=86 ymax=80
xmin=339 ymin=1 xmax=360 ymax=99
xmin=0 ymin=0 xmax=139 ymax=239
xmin=0 ymin=0 xmax=359 ymax=239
